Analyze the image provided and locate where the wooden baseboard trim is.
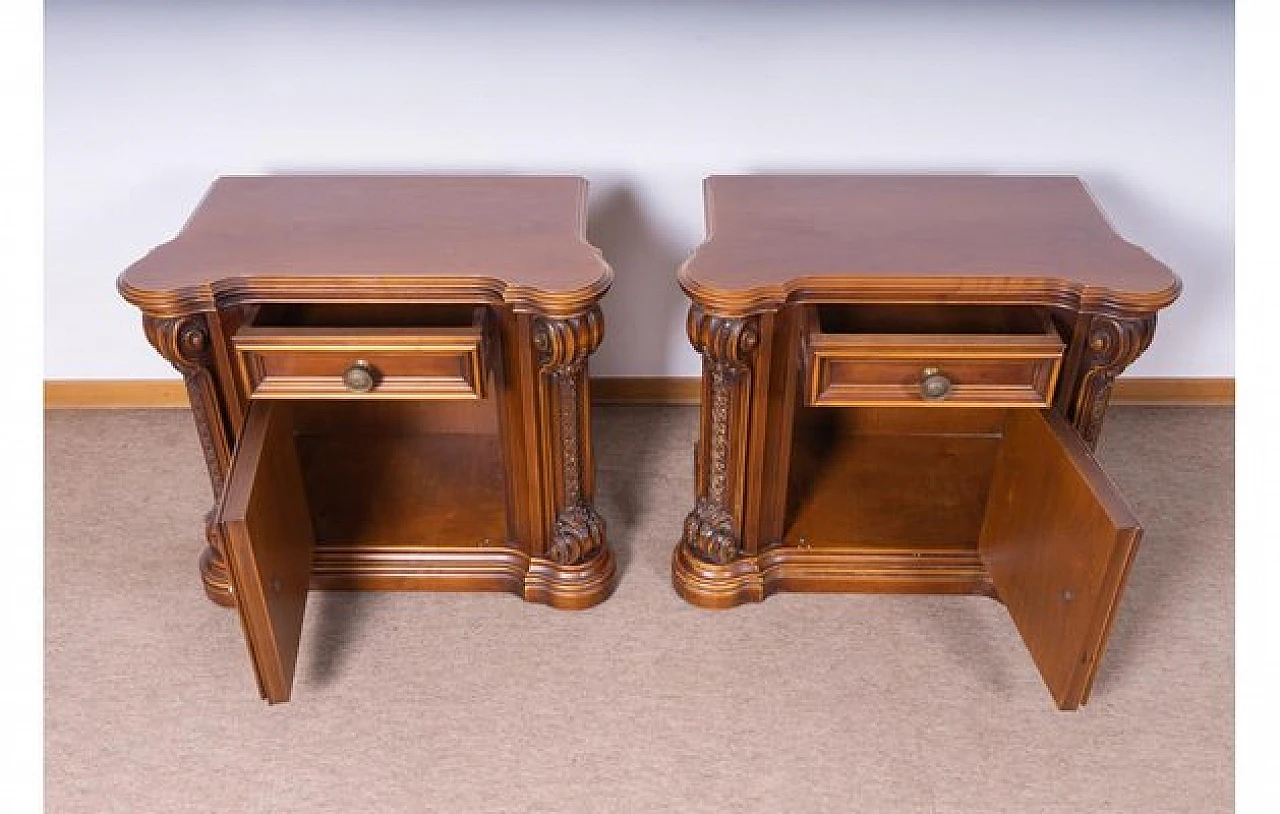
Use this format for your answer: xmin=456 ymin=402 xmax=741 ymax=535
xmin=45 ymin=376 xmax=1233 ymax=409
xmin=45 ymin=380 xmax=190 ymax=409
xmin=1110 ymin=377 xmax=1234 ymax=405
xmin=591 ymin=377 xmax=702 ymax=404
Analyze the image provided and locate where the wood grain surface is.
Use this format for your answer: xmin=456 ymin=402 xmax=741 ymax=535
xmin=681 ymin=175 xmax=1181 ymax=314
xmin=979 ymin=409 xmax=1142 ymax=710
xmin=118 ymin=175 xmax=612 ymax=318
xmin=217 ymin=401 xmax=315 ymax=703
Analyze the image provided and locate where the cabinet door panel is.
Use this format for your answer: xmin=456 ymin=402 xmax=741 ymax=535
xmin=217 ymin=400 xmax=315 ymax=703
xmin=979 ymin=409 xmax=1141 ymax=710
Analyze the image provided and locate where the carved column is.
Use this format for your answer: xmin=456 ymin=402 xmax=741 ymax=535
xmin=681 ymin=305 xmax=760 ymax=565
xmin=533 ymin=307 xmax=606 ymax=565
xmin=143 ymin=313 xmax=236 ymax=606
xmin=1067 ymin=312 xmax=1157 ymax=449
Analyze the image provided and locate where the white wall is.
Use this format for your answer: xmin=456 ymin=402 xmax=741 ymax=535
xmin=45 ymin=0 xmax=1233 ymax=379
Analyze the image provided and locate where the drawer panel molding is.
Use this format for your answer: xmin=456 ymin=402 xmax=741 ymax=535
xmin=233 ymin=307 xmax=488 ymax=400
xmin=803 ymin=306 xmax=1065 ymax=408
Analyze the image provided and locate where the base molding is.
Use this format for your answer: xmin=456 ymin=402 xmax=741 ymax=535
xmin=45 ymin=376 xmax=1234 ymax=409
xmin=673 ymin=543 xmax=997 ymax=610
xmin=287 ymin=544 xmax=614 ymax=611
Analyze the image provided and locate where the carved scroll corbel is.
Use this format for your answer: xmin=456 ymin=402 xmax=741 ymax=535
xmin=1070 ymin=312 xmax=1157 ymax=448
xmin=143 ymin=312 xmax=237 ymax=605
xmin=533 ymin=307 xmax=605 ymax=566
xmin=681 ymin=306 xmax=760 ymax=565
xmin=142 ymin=313 xmax=232 ymax=493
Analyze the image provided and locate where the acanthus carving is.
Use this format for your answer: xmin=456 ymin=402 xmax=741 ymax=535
xmin=534 ymin=307 xmax=605 ymax=565
xmin=687 ymin=305 xmax=760 ymax=367
xmin=201 ymin=510 xmax=236 ymax=606
xmin=683 ymin=496 xmax=738 ymax=566
xmin=1071 ymin=312 xmax=1157 ymax=448
xmin=681 ymin=305 xmax=760 ymax=565
xmin=549 ymin=504 xmax=605 ymax=567
xmin=533 ymin=306 xmax=603 ymax=372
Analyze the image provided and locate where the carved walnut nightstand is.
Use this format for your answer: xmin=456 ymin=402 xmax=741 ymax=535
xmin=119 ymin=175 xmax=616 ymax=702
xmin=674 ymin=175 xmax=1180 ymax=710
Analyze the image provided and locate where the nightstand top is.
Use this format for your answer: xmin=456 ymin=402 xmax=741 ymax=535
xmin=119 ymin=175 xmax=612 ymax=317
xmin=680 ymin=175 xmax=1180 ymax=315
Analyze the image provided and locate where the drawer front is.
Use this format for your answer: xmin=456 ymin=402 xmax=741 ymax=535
xmin=234 ymin=309 xmax=487 ymax=400
xmin=804 ymin=308 xmax=1063 ymax=408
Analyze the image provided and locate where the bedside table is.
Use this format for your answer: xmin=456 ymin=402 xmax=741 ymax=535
xmin=119 ymin=175 xmax=616 ymax=702
xmin=674 ymin=175 xmax=1181 ymax=709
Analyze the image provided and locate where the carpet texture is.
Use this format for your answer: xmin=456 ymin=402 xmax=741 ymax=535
xmin=45 ymin=405 xmax=1233 ymax=813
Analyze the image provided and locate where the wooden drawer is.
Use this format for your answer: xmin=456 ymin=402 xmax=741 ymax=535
xmin=803 ymin=305 xmax=1064 ymax=408
xmin=233 ymin=304 xmax=488 ymax=400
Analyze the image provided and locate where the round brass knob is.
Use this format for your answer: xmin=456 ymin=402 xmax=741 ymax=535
xmin=342 ymin=360 xmax=377 ymax=393
xmin=920 ymin=367 xmax=952 ymax=401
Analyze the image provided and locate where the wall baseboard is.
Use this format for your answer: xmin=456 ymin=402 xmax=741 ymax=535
xmin=1105 ymin=377 xmax=1234 ymax=405
xmin=45 ymin=376 xmax=1234 ymax=409
xmin=45 ymin=380 xmax=191 ymax=408
xmin=591 ymin=377 xmax=702 ymax=404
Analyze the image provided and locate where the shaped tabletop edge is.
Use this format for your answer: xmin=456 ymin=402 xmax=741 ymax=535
xmin=117 ymin=175 xmax=613 ymax=318
xmin=680 ymin=174 xmax=1181 ymax=316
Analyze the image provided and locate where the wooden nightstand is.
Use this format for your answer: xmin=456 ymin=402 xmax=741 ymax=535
xmin=119 ymin=175 xmax=616 ymax=702
xmin=674 ymin=175 xmax=1181 ymax=710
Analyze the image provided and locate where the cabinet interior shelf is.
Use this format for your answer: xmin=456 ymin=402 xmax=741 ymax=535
xmin=288 ymin=401 xmax=510 ymax=549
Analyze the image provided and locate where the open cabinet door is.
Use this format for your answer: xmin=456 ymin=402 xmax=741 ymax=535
xmin=216 ymin=400 xmax=315 ymax=703
xmin=979 ymin=409 xmax=1142 ymax=710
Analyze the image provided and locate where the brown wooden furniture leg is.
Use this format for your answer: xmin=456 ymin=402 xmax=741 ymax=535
xmin=673 ymin=304 xmax=767 ymax=608
xmin=143 ymin=313 xmax=237 ymax=607
xmin=522 ymin=306 xmax=617 ymax=609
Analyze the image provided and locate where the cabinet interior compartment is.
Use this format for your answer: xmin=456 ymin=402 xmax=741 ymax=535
xmin=813 ymin=303 xmax=1054 ymax=336
xmin=226 ymin=302 xmax=514 ymax=552
xmin=249 ymin=302 xmax=482 ymax=329
xmin=783 ymin=405 xmax=1009 ymax=551
xmin=287 ymin=398 xmax=511 ymax=549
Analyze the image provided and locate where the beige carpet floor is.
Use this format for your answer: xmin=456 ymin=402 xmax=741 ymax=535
xmin=45 ymin=405 xmax=1233 ymax=813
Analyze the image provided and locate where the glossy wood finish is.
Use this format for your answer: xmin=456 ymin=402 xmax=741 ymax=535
xmin=675 ymin=175 xmax=1179 ymax=709
xmin=804 ymin=305 xmax=1064 ymax=408
xmin=143 ymin=312 xmax=237 ymax=605
xmin=680 ymin=175 xmax=1181 ymax=316
xmin=980 ymin=409 xmax=1141 ymax=710
xmin=217 ymin=401 xmax=314 ymax=704
xmin=785 ymin=421 xmax=1002 ymax=549
xmin=119 ymin=176 xmax=611 ymax=318
xmin=680 ymin=305 xmax=763 ymax=565
xmin=299 ymin=431 xmax=508 ymax=546
xmin=120 ymin=176 xmax=615 ymax=702
xmin=233 ymin=306 xmax=488 ymax=400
